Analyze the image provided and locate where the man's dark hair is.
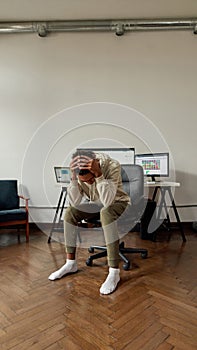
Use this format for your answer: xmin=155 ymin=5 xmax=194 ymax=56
xmin=72 ymin=149 xmax=96 ymax=159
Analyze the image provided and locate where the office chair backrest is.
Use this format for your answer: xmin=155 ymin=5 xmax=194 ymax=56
xmin=121 ymin=165 xmax=144 ymax=204
xmin=0 ymin=180 xmax=19 ymax=210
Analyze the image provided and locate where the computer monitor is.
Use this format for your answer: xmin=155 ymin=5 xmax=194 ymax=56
xmin=76 ymin=147 xmax=135 ymax=165
xmin=135 ymin=152 xmax=169 ymax=181
xmin=54 ymin=167 xmax=70 ymax=183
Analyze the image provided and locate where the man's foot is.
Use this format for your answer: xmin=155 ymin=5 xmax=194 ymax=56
xmin=100 ymin=267 xmax=120 ymax=295
xmin=48 ymin=259 xmax=78 ymax=280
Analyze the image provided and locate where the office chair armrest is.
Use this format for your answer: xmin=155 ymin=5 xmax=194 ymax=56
xmin=19 ymin=195 xmax=30 ymax=211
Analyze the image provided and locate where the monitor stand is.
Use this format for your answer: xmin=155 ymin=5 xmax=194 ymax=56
xmin=146 ymin=176 xmax=161 ymax=183
xmin=152 ymin=176 xmax=161 ymax=182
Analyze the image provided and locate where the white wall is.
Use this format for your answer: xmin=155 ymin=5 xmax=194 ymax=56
xmin=0 ymin=0 xmax=197 ymax=223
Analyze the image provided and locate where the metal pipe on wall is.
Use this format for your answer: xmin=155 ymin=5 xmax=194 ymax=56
xmin=0 ymin=18 xmax=197 ymax=37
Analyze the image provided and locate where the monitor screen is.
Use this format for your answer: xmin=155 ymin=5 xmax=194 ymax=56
xmin=135 ymin=152 xmax=169 ymax=180
xmin=76 ymin=147 xmax=135 ymax=165
xmin=54 ymin=167 xmax=70 ymax=183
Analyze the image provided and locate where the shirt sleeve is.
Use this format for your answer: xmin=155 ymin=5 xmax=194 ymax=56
xmin=67 ymin=180 xmax=83 ymax=206
xmin=95 ymin=164 xmax=121 ymax=207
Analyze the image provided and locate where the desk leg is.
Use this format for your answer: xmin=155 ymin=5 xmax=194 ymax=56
xmin=150 ymin=186 xmax=186 ymax=242
xmin=151 ymin=187 xmax=166 ymax=241
xmin=167 ymin=188 xmax=186 ymax=242
xmin=156 ymin=187 xmax=166 ymax=222
xmin=59 ymin=190 xmax=67 ymax=224
xmin=152 ymin=187 xmax=170 ymax=230
xmin=161 ymin=188 xmax=171 ymax=231
xmin=48 ymin=188 xmax=82 ymax=244
xmin=152 ymin=187 xmax=159 ymax=202
xmin=48 ymin=188 xmax=67 ymax=243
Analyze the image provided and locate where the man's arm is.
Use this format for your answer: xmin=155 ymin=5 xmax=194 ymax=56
xmin=67 ymin=156 xmax=83 ymax=206
xmin=67 ymin=180 xmax=83 ymax=206
xmin=79 ymin=156 xmax=120 ymax=207
xmin=95 ymin=165 xmax=120 ymax=207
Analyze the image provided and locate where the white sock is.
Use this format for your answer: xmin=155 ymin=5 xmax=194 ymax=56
xmin=100 ymin=267 xmax=120 ymax=295
xmin=48 ymin=259 xmax=78 ymax=280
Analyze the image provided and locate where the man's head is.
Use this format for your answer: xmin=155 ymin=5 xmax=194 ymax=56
xmin=72 ymin=150 xmax=96 ymax=184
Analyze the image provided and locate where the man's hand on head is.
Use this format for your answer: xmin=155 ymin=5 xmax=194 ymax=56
xmin=70 ymin=155 xmax=90 ymax=172
xmin=69 ymin=156 xmax=80 ymax=180
xmin=89 ymin=159 xmax=102 ymax=178
xmin=70 ymin=155 xmax=102 ymax=178
xmin=79 ymin=157 xmax=102 ymax=178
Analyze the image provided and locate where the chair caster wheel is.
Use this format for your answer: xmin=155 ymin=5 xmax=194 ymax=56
xmin=141 ymin=252 xmax=148 ymax=259
xmin=86 ymin=258 xmax=93 ymax=266
xmin=123 ymin=262 xmax=130 ymax=270
xmin=88 ymin=247 xmax=94 ymax=253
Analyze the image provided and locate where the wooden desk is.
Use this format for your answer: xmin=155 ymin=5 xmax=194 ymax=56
xmin=144 ymin=181 xmax=186 ymax=242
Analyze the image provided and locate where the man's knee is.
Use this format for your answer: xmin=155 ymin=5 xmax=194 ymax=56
xmin=100 ymin=206 xmax=115 ymax=225
xmin=64 ymin=206 xmax=72 ymax=220
xmin=100 ymin=206 xmax=113 ymax=217
xmin=100 ymin=203 xmax=127 ymax=225
xmin=64 ymin=206 xmax=79 ymax=223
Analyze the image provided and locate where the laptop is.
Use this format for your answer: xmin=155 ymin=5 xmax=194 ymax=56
xmin=54 ymin=167 xmax=71 ymax=183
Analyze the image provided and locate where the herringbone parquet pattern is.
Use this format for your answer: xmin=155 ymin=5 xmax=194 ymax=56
xmin=0 ymin=228 xmax=196 ymax=350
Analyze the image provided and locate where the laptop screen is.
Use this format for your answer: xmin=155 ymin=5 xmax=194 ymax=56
xmin=54 ymin=167 xmax=70 ymax=183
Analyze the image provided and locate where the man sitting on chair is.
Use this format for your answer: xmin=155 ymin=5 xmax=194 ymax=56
xmin=48 ymin=149 xmax=130 ymax=295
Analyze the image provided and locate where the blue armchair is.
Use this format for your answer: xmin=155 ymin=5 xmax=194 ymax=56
xmin=0 ymin=180 xmax=29 ymax=242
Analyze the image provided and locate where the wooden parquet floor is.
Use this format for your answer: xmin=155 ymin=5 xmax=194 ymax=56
xmin=0 ymin=228 xmax=196 ymax=350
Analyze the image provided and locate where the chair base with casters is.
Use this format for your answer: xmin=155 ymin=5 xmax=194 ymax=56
xmin=86 ymin=241 xmax=148 ymax=270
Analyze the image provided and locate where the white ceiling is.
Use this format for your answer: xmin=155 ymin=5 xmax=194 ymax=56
xmin=0 ymin=0 xmax=197 ymax=21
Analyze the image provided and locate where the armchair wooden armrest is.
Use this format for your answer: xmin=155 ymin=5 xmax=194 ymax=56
xmin=19 ymin=196 xmax=30 ymax=211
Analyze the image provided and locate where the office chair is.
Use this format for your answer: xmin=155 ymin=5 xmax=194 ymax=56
xmin=0 ymin=180 xmax=29 ymax=242
xmin=82 ymin=165 xmax=148 ymax=270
